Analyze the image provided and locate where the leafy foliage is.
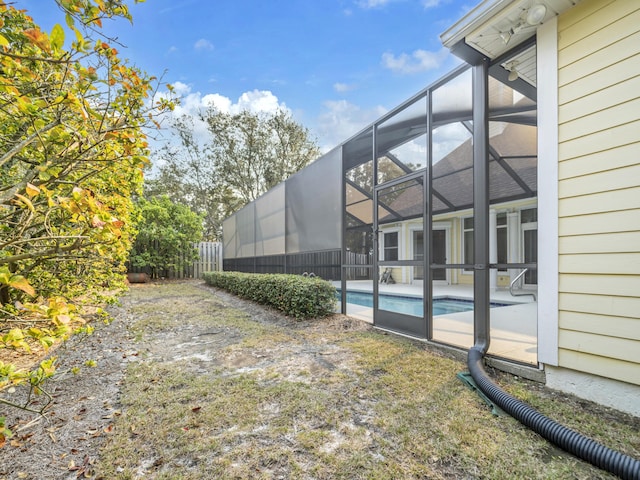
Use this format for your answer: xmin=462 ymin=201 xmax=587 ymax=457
xmin=147 ymin=109 xmax=320 ymax=240
xmin=129 ymin=196 xmax=203 ymax=278
xmin=203 ymin=271 xmax=336 ymax=319
xmin=0 ymin=0 xmax=174 ymax=429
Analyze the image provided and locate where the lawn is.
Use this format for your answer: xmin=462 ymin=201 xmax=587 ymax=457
xmin=92 ymin=281 xmax=639 ymax=479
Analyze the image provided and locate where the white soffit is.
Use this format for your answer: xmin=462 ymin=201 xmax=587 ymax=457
xmin=502 ymin=44 xmax=537 ymax=86
xmin=441 ymin=0 xmax=580 ymax=60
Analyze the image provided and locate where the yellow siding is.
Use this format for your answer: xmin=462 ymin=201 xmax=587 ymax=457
xmin=559 ymin=293 xmax=640 ymax=319
xmin=558 ymin=99 xmax=640 ymax=144
xmin=559 ymin=74 xmax=640 ymax=125
xmin=558 ymin=350 xmax=639 ymax=386
xmin=559 ymin=187 xmax=640 ymax=217
xmin=559 ymin=273 xmax=640 ymax=297
xmin=559 ymin=231 xmax=640 ymax=254
xmin=559 ymin=166 xmax=640 ymax=198
xmin=558 ymin=120 xmax=640 ymax=161
xmin=558 ymin=142 xmax=640 ymax=179
xmin=559 ymin=330 xmax=640 ymax=363
xmin=560 ymin=253 xmax=640 ymax=275
xmin=557 ymin=0 xmax=640 ymax=386
xmin=559 ymin=210 xmax=638 ymax=236
xmin=560 ymin=311 xmax=640 ymax=341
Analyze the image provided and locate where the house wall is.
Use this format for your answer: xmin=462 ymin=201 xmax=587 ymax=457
xmin=378 ymin=198 xmax=537 ymax=288
xmin=556 ymin=0 xmax=640 ymax=388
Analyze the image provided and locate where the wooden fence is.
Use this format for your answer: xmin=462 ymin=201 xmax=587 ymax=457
xmin=128 ymin=242 xmax=223 ymax=279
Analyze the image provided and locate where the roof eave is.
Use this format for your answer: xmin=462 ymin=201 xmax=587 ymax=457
xmin=440 ymin=0 xmax=511 ymax=49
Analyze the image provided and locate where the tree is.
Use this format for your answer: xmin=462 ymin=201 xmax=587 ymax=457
xmin=0 ymin=0 xmax=174 ymax=432
xmin=145 ymin=115 xmax=240 ymax=241
xmin=129 ymin=196 xmax=203 ymax=279
xmin=206 ymin=109 xmax=320 ymax=204
xmin=148 ymin=109 xmax=320 ymax=240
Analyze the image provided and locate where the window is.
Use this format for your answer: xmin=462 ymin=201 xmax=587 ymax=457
xmin=497 ymin=212 xmax=507 ymax=271
xmin=521 ymin=208 xmax=537 ymax=224
xmin=383 ymin=231 xmax=399 ymax=261
xmin=462 ymin=217 xmax=473 ymax=271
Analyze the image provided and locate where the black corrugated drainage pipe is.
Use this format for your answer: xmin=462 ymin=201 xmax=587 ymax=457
xmin=467 ymin=346 xmax=640 ymax=480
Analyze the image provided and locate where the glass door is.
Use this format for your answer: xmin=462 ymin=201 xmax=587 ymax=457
xmin=523 ymin=227 xmax=538 ymax=285
xmin=432 ymin=229 xmax=447 ymax=282
xmin=521 ymin=208 xmax=538 ymax=285
xmin=412 ymin=230 xmax=424 ymax=283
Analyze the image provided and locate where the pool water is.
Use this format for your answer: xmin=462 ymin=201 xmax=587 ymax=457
xmin=340 ymin=291 xmax=507 ymax=317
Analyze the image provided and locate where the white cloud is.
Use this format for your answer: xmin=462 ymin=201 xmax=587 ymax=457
xmin=333 ymin=82 xmax=357 ymax=93
xmin=235 ymin=90 xmax=284 ymax=114
xmin=153 ymin=84 xmax=289 ymax=146
xmin=164 ymin=83 xmax=287 ymax=118
xmin=432 ymin=122 xmax=471 ymax=164
xmin=194 ymin=38 xmax=214 ymax=51
xmin=201 ymin=93 xmax=232 ymax=113
xmin=381 ymin=48 xmax=449 ymax=74
xmin=171 ymin=81 xmax=192 ymax=97
xmin=166 ymin=46 xmax=178 ymax=55
xmin=357 ymin=0 xmax=440 ymax=10
xmin=316 ymin=100 xmax=386 ymax=152
xmin=356 ymin=0 xmax=393 ymax=8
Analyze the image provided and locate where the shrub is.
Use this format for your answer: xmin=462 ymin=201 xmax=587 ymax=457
xmin=203 ymin=272 xmax=336 ymax=319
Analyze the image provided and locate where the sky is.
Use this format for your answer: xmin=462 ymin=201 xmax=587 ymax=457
xmin=22 ymin=0 xmax=473 ymax=153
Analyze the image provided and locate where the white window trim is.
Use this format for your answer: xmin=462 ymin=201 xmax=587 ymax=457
xmin=379 ymin=227 xmax=401 ymax=262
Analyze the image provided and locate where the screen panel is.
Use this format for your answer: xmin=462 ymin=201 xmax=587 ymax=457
xmin=255 ymin=183 xmax=286 ymax=256
xmin=286 ymin=147 xmax=342 ymax=253
xmin=222 ymin=215 xmax=237 ymax=259
xmin=235 ymin=203 xmax=255 ymax=258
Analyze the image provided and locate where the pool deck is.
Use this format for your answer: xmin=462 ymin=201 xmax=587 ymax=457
xmin=333 ymin=281 xmax=538 ymax=365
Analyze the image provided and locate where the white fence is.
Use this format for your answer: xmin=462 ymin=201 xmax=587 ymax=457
xmin=129 ymin=242 xmax=223 ymax=279
xmin=190 ymin=242 xmax=223 ymax=278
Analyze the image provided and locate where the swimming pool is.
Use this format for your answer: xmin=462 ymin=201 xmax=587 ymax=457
xmin=340 ymin=291 xmax=508 ymax=317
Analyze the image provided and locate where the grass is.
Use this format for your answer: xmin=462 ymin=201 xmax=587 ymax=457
xmin=94 ymin=281 xmax=639 ymax=479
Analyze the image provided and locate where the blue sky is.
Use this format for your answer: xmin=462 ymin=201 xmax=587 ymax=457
xmin=23 ymin=0 xmax=472 ymax=152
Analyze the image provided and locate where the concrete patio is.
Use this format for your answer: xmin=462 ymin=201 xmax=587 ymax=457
xmin=335 ymin=281 xmax=538 ymax=365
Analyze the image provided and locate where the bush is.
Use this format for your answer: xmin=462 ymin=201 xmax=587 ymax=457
xmin=203 ymin=272 xmax=337 ymax=319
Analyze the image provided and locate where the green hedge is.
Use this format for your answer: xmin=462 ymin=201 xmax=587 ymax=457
xmin=202 ymin=271 xmax=337 ymax=319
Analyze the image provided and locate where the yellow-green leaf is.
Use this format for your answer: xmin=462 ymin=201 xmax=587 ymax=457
xmin=65 ymin=13 xmax=75 ymax=29
xmin=25 ymin=183 xmax=40 ymax=198
xmin=0 ymin=34 xmax=9 ymax=47
xmin=7 ymin=276 xmax=36 ymax=297
xmin=50 ymin=24 xmax=64 ymax=51
xmin=13 ymin=193 xmax=35 ymax=212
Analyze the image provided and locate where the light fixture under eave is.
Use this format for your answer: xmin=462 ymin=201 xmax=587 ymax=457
xmin=500 ymin=4 xmax=547 ymax=45
xmin=526 ymin=4 xmax=547 ymax=26
xmin=500 ymin=30 xmax=512 ymax=44
xmin=506 ymin=61 xmax=519 ymax=82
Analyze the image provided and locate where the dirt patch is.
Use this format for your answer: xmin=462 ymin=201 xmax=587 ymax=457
xmin=1 ymin=280 xmax=638 ymax=480
xmin=0 ymin=302 xmax=135 ymax=480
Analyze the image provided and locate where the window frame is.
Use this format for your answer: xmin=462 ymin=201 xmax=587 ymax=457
xmin=380 ymin=228 xmax=401 ymax=262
